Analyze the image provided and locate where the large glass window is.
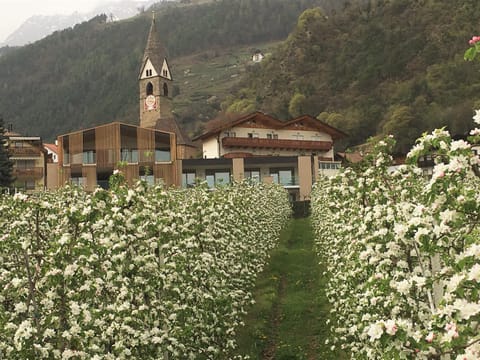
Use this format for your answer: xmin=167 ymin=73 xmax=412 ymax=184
xmin=83 ymin=150 xmax=96 ymax=164
xmin=182 ymin=171 xmax=196 ymax=188
xmin=244 ymin=168 xmax=260 ymax=183
xmin=155 ymin=149 xmax=170 ymax=162
xmin=319 ymin=162 xmax=341 ymax=170
xmin=97 ymin=170 xmax=111 ymax=190
xmin=62 ymin=136 xmax=70 ymax=165
xmin=205 ymin=170 xmax=230 ymax=188
xmin=140 ymin=167 xmax=155 ymax=186
xmin=155 ymin=132 xmax=171 ymax=162
xmin=71 ymin=177 xmax=86 ymax=187
xmin=82 ymin=130 xmax=96 ymax=164
xmin=120 ymin=149 xmax=138 ymax=163
xmin=70 ymin=169 xmax=85 ymax=187
xmin=120 ymin=125 xmax=138 ymax=164
xmin=270 ymin=168 xmax=294 ymax=186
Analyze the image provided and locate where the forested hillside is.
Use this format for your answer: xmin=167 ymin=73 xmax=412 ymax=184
xmin=0 ymin=0 xmax=341 ymax=141
xmin=227 ymin=0 xmax=480 ymax=152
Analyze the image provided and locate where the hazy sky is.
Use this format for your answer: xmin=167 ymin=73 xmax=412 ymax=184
xmin=0 ymin=0 xmax=119 ymax=42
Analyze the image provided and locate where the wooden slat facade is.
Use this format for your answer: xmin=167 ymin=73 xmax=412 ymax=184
xmin=69 ymin=132 xmax=83 ymax=165
xmin=58 ymin=122 xmax=180 ymax=190
xmin=96 ymin=123 xmax=120 ymax=167
xmin=125 ymin=164 xmax=140 ymax=186
xmin=83 ymin=166 xmax=97 ymax=192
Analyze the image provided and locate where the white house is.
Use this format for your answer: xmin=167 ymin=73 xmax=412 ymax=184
xmin=252 ymin=51 xmax=265 ymax=63
xmin=44 ymin=143 xmax=58 ymax=163
xmin=193 ymin=111 xmax=345 ymax=160
xmin=184 ymin=112 xmax=347 ymax=200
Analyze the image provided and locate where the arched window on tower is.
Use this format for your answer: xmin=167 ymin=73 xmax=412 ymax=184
xmin=146 ymin=82 xmax=153 ymax=96
xmin=163 ymin=83 xmax=169 ymax=97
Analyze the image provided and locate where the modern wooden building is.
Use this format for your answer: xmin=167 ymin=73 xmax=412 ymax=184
xmin=58 ymin=123 xmax=178 ymax=190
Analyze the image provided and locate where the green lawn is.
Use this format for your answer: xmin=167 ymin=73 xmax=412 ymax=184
xmin=235 ymin=218 xmax=344 ymax=359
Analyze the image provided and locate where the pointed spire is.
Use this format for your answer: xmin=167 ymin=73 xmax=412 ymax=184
xmin=141 ymin=12 xmax=167 ymax=75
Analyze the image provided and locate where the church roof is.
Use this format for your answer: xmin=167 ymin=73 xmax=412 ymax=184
xmin=139 ymin=15 xmax=168 ymax=79
xmin=154 ymin=117 xmax=196 ymax=148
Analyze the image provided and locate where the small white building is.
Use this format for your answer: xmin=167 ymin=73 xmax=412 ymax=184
xmin=252 ymin=51 xmax=265 ymax=63
xmin=44 ymin=143 xmax=58 ymax=163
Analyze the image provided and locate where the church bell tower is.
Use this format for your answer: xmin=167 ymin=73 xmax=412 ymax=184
xmin=139 ymin=13 xmax=173 ymax=129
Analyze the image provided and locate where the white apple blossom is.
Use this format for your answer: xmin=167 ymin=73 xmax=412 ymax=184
xmin=0 ymin=180 xmax=290 ymax=359
xmin=425 ymin=332 xmax=435 ymax=343
xmin=366 ymin=322 xmax=384 ymax=341
xmin=467 ymin=264 xmax=480 ymax=282
xmin=473 ymin=109 xmax=480 ymax=124
xmin=450 ymin=140 xmax=470 ymax=151
xmin=454 ymin=299 xmax=480 ymax=320
xmin=312 ymin=128 xmax=480 ymax=358
xmin=384 ymin=319 xmax=398 ymax=336
xmin=446 ymin=274 xmax=464 ymax=293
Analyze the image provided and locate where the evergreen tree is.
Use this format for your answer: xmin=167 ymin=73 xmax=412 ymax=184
xmin=0 ymin=116 xmax=14 ymax=189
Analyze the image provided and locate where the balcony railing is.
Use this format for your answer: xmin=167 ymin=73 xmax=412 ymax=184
xmin=13 ymin=167 xmax=44 ymax=178
xmin=222 ymin=137 xmax=332 ymax=151
xmin=268 ymin=173 xmax=299 ymax=186
xmin=9 ymin=147 xmax=43 ymax=157
xmin=64 ymin=148 xmax=172 ymax=166
xmin=276 ymin=177 xmax=299 ymax=187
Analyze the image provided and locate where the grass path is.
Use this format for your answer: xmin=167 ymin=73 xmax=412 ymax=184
xmin=235 ymin=218 xmax=341 ymax=359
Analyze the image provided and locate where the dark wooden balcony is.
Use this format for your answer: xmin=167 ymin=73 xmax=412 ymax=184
xmin=9 ymin=147 xmax=43 ymax=157
xmin=222 ymin=137 xmax=333 ymax=151
xmin=13 ymin=167 xmax=44 ymax=178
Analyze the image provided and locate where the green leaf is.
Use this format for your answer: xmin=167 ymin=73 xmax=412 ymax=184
xmin=464 ymin=47 xmax=476 ymax=61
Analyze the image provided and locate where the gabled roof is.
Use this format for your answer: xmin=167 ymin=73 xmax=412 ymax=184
xmin=153 ymin=117 xmax=197 ymax=148
xmin=193 ymin=112 xmax=348 ymax=141
xmin=193 ymin=112 xmax=284 ymax=141
xmin=139 ymin=16 xmax=168 ymax=79
xmin=281 ymin=115 xmax=348 ymax=140
xmin=44 ymin=143 xmax=58 ymax=154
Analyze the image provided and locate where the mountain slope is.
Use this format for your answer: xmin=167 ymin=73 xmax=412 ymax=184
xmin=227 ymin=0 xmax=480 ymax=152
xmin=0 ymin=0 xmax=341 ymax=141
xmin=1 ymin=0 xmax=156 ymax=47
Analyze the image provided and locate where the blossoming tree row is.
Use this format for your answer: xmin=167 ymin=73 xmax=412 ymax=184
xmin=0 ymin=176 xmax=291 ymax=359
xmin=312 ymin=122 xmax=480 ymax=359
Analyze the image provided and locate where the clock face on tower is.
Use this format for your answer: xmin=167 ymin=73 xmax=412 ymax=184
xmin=144 ymin=95 xmax=157 ymax=111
